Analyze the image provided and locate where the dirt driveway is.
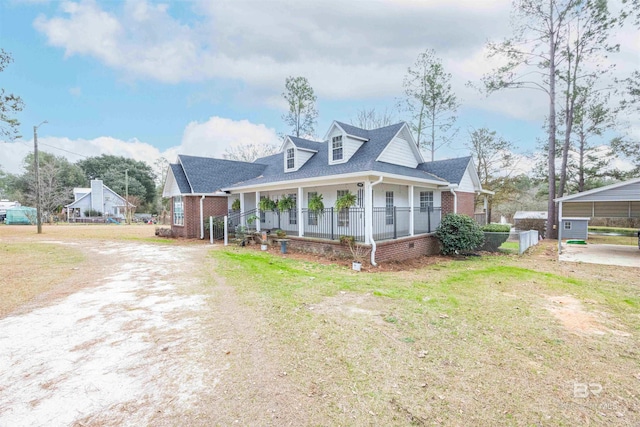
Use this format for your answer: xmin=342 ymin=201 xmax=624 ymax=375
xmin=0 ymin=239 xmax=307 ymax=426
xmin=560 ymin=243 xmax=640 ymax=268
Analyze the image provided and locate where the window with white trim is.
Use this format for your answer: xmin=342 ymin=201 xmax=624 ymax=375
xmin=357 ymin=188 xmax=364 ymax=208
xmin=332 ymin=135 xmax=343 ymax=161
xmin=286 ymin=148 xmax=295 ymax=170
xmin=385 ymin=191 xmax=394 ymax=225
xmin=173 ymin=196 xmax=184 ymax=226
xmin=289 ymin=193 xmax=297 ymax=225
xmin=420 ymin=191 xmax=433 ymax=213
xmin=307 ymin=192 xmax=318 ymax=226
xmin=337 ymin=190 xmax=349 ymax=227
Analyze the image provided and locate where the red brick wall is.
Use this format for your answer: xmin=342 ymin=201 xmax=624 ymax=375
xmin=441 ymin=191 xmax=475 ymax=217
xmin=171 ymin=196 xmax=228 ymax=239
xmin=286 ymin=234 xmax=440 ymax=264
xmin=374 ymin=235 xmax=440 ymax=263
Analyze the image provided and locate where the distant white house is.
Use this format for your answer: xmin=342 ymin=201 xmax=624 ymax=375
xmin=66 ymin=179 xmax=133 ymax=220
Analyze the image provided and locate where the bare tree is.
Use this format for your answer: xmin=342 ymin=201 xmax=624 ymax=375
xmin=0 ymin=49 xmax=24 ymax=141
xmin=480 ymin=0 xmax=579 ymax=239
xmin=223 ymin=143 xmax=278 ymax=163
xmin=399 ymin=49 xmax=459 ymax=161
xmin=465 ymin=128 xmax=522 ymax=222
xmin=557 ymin=0 xmax=618 ymax=198
xmin=282 ymin=76 xmax=318 ymax=138
xmin=350 ymin=108 xmax=394 ymax=129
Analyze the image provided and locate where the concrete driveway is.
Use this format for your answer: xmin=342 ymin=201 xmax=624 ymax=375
xmin=559 ymin=243 xmax=640 ymax=268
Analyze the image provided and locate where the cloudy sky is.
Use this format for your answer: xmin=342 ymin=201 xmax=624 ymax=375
xmin=0 ymin=0 xmax=638 ymax=175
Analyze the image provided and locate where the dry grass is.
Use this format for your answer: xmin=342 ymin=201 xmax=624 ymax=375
xmin=0 ymin=224 xmax=174 ymax=317
xmin=2 ymin=224 xmax=639 ymax=426
xmin=213 ymin=241 xmax=640 ymax=426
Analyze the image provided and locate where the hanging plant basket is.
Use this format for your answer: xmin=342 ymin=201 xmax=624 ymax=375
xmin=308 ymin=194 xmax=325 ymax=215
xmin=335 ymin=191 xmax=357 ymax=211
xmin=259 ymin=197 xmax=277 ymax=212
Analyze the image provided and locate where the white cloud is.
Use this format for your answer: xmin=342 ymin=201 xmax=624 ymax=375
xmin=179 ymin=117 xmax=280 ymax=158
xmin=32 ymin=0 xmax=514 ymax=100
xmin=0 ymin=117 xmax=280 ymax=175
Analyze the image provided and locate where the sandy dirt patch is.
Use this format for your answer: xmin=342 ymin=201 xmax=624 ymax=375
xmin=545 ymin=295 xmax=631 ymax=337
xmin=0 ymin=241 xmax=210 ymax=426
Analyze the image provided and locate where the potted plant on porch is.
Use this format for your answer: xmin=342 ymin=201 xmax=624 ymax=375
xmin=277 ymin=195 xmax=295 ymax=212
xmin=258 ymin=196 xmax=277 ymax=212
xmin=335 ymin=191 xmax=357 ymax=212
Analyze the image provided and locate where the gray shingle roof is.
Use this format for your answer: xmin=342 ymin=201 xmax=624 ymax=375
xmin=419 ymin=156 xmax=472 ymax=185
xmin=170 ymin=163 xmax=191 ymax=193
xmin=335 ymin=121 xmax=370 ymax=140
xmin=174 ymin=154 xmax=267 ymax=194
xmin=226 ymin=122 xmax=448 ymax=189
xmin=171 ymin=123 xmax=474 ymax=193
xmin=289 ymin=136 xmax=321 ymax=151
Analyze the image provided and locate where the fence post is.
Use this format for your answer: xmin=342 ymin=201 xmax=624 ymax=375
xmin=209 ymin=216 xmax=213 ymax=244
xmin=331 ymin=207 xmax=334 ymax=240
xmin=427 ymin=206 xmax=432 ymax=233
xmin=224 ymin=215 xmax=228 ymax=246
xmin=393 ymin=206 xmax=397 ymax=239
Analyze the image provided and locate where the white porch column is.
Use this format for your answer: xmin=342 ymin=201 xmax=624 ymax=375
xmin=240 ymin=193 xmax=246 ymax=227
xmin=255 ymin=191 xmax=261 ymax=232
xmin=364 ymin=181 xmax=373 ymax=244
xmin=409 ymin=185 xmax=415 ymax=236
xmin=298 ymin=186 xmax=304 ymax=237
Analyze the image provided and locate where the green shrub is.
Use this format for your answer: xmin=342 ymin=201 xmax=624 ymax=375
xmin=482 ymin=223 xmax=511 ymax=232
xmin=435 ymin=214 xmax=484 ymax=255
xmin=84 ymin=209 xmax=102 ymax=217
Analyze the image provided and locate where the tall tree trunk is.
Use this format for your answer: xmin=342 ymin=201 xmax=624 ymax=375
xmin=547 ymin=0 xmax=558 ymax=240
xmin=578 ymin=133 xmax=586 ymax=192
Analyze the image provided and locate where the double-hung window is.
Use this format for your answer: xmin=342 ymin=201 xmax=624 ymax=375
xmin=289 ymin=193 xmax=297 ymax=225
xmin=286 ymin=148 xmax=295 ymax=170
xmin=385 ymin=191 xmax=394 ymax=225
xmin=307 ymin=192 xmax=318 ymax=226
xmin=337 ymin=190 xmax=349 ymax=227
xmin=332 ymin=136 xmax=343 ymax=161
xmin=173 ymin=196 xmax=184 ymax=226
xmin=419 ymin=191 xmax=433 ymax=213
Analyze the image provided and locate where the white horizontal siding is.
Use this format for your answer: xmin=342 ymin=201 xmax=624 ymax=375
xmin=457 ymin=164 xmax=475 ymax=192
xmin=377 ymin=136 xmax=418 ymax=168
xmin=298 ymin=150 xmax=314 ymax=167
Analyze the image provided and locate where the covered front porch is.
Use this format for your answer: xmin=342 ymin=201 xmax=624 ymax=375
xmin=226 ymin=178 xmax=446 ymax=244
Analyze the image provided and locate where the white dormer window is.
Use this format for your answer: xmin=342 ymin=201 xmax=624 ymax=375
xmin=286 ymin=148 xmax=295 ymax=170
xmin=332 ymin=135 xmax=343 ymax=161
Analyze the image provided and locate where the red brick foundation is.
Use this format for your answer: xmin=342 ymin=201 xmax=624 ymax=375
xmin=374 ymin=234 xmax=440 ymax=263
xmin=285 ymin=234 xmax=440 ymax=264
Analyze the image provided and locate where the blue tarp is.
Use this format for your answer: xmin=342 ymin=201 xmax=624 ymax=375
xmin=5 ymin=207 xmax=37 ymax=225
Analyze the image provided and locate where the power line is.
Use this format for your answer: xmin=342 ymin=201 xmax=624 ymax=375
xmin=38 ymin=142 xmax=89 ymax=159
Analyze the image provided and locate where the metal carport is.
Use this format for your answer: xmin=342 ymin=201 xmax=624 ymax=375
xmin=555 ymin=177 xmax=640 ymax=254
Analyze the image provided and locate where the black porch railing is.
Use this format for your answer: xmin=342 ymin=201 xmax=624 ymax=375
xmin=301 ymin=207 xmax=365 ymax=242
xmin=213 ymin=206 xmax=441 ymax=243
xmin=414 ymin=206 xmax=442 ymax=234
xmin=372 ymin=207 xmax=411 ymax=240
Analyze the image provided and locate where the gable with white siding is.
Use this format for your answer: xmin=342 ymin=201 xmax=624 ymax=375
xmin=377 ymin=125 xmax=421 ymax=168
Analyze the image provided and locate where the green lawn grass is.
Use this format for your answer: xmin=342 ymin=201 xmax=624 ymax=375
xmin=212 ymin=247 xmax=640 ymax=425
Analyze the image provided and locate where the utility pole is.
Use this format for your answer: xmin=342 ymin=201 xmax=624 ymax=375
xmin=33 ymin=121 xmax=47 ymax=234
xmin=125 ymin=169 xmax=129 ymax=224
